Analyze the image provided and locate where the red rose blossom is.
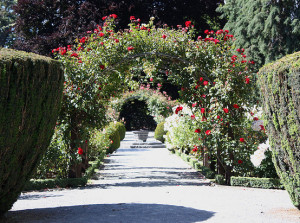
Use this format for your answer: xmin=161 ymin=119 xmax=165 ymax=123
xmin=100 ymin=65 xmax=105 ymax=70
xmin=130 ymin=16 xmax=136 ymax=20
xmin=110 ymin=14 xmax=118 ymax=19
xmin=185 ymin=21 xmax=192 ymax=27
xmin=240 ymin=138 xmax=245 ymax=143
xmin=233 ymin=104 xmax=239 ymax=109
xmin=203 ymin=81 xmax=208 ymax=86
xmin=162 ymin=34 xmax=167 ymax=39
xmin=78 ymin=147 xmax=83 ymax=155
xmin=205 ymin=130 xmax=211 ymax=135
xmin=238 ymin=160 xmax=243 ymax=164
xmin=253 ymin=117 xmax=259 ymax=121
xmin=191 ymin=114 xmax=195 ymax=120
xmin=201 ymin=108 xmax=205 ymax=114
xmin=195 ymin=129 xmax=201 ymax=133
xmin=127 ymin=46 xmax=134 ymax=51
xmin=223 ymin=108 xmax=229 ymax=113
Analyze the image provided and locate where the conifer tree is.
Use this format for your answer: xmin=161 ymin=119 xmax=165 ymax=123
xmin=217 ymin=0 xmax=300 ymax=67
xmin=0 ymin=0 xmax=16 ymax=47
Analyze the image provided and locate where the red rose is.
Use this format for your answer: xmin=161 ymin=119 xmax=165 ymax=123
xmin=253 ymin=117 xmax=259 ymax=121
xmin=245 ymin=77 xmax=250 ymax=84
xmin=185 ymin=21 xmax=192 ymax=27
xmin=100 ymin=65 xmax=105 ymax=69
xmin=195 ymin=129 xmax=201 ymax=133
xmin=223 ymin=108 xmax=229 ymax=113
xmin=203 ymin=81 xmax=208 ymax=86
xmin=191 ymin=114 xmax=195 ymax=120
xmin=99 ymin=32 xmax=104 ymax=37
xmin=162 ymin=34 xmax=167 ymax=39
xmin=80 ymin=37 xmax=86 ymax=43
xmin=70 ymin=52 xmax=78 ymax=57
xmin=238 ymin=160 xmax=243 ymax=164
xmin=217 ymin=115 xmax=220 ymax=119
xmin=205 ymin=130 xmax=211 ymax=135
xmin=78 ymin=147 xmax=83 ymax=155
xmin=199 ymin=77 xmax=203 ymax=82
xmin=204 ymin=30 xmax=209 ymax=34
xmin=201 ymin=108 xmax=205 ymax=114
xmin=102 ymin=16 xmax=107 ymax=21
xmin=240 ymin=138 xmax=245 ymax=143
xmin=110 ymin=14 xmax=118 ymax=19
xmin=130 ymin=16 xmax=136 ymax=20
xmin=192 ymin=102 xmax=197 ymax=107
xmin=115 ymin=39 xmax=119 ymax=43
xmin=233 ymin=104 xmax=239 ymax=109
xmin=127 ymin=46 xmax=134 ymax=51
xmin=150 ymin=77 xmax=153 ymax=82
xmin=192 ymin=146 xmax=198 ymax=152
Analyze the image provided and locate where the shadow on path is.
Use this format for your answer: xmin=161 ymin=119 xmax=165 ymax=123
xmin=2 ymin=203 xmax=215 ymax=223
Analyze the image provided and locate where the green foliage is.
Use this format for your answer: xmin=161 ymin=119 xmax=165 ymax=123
xmin=0 ymin=0 xmax=16 ymax=47
xmin=230 ymin=177 xmax=283 ymax=189
xmin=89 ymin=128 xmax=110 ymax=160
xmin=217 ymin=0 xmax=300 ymax=68
xmin=24 ymin=150 xmax=106 ymax=191
xmin=0 ymin=48 xmax=64 ymax=216
xmin=106 ymin=123 xmax=121 ymax=154
xmin=24 ymin=178 xmax=87 ymax=191
xmin=154 ymin=122 xmax=167 ymax=143
xmin=33 ymin=125 xmax=70 ymax=179
xmin=215 ymin=174 xmax=226 ymax=185
xmin=258 ymin=51 xmax=300 ymax=209
xmin=112 ymin=122 xmax=126 ymax=141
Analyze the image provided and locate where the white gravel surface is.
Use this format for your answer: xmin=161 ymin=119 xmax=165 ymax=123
xmin=2 ymin=131 xmax=300 ymax=223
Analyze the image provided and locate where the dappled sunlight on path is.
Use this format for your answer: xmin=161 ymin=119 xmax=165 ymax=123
xmin=3 ymin=132 xmax=300 ymax=223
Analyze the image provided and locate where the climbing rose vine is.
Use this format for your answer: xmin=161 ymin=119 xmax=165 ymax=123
xmin=52 ymin=15 xmax=258 ymax=179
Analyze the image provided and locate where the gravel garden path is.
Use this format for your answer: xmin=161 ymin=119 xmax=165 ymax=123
xmin=2 ymin=132 xmax=300 ymax=223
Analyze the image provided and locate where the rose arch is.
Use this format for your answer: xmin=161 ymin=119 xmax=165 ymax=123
xmin=53 ymin=15 xmax=256 ymax=182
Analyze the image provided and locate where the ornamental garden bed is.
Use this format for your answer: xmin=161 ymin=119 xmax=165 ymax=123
xmin=171 ymin=148 xmax=283 ymax=189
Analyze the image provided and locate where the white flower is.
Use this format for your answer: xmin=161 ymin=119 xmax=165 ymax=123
xmin=250 ymin=149 xmax=266 ymax=167
xmin=250 ymin=139 xmax=270 ymax=167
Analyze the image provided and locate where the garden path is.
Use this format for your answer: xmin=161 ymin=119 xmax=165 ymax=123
xmin=3 ymin=132 xmax=300 ymax=223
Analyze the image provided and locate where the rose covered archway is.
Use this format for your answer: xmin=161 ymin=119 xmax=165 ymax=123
xmin=53 ymin=15 xmax=256 ymax=181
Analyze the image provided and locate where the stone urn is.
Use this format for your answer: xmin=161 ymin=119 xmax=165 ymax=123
xmin=132 ymin=130 xmax=149 ymax=142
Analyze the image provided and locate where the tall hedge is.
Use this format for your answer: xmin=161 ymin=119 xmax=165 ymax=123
xmin=0 ymin=48 xmax=64 ymax=215
xmin=258 ymin=51 xmax=300 ymax=209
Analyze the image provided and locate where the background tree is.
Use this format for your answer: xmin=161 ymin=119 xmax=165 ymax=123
xmin=13 ymin=0 xmax=225 ymax=56
xmin=217 ymin=0 xmax=300 ymax=67
xmin=0 ymin=0 xmax=16 ymax=47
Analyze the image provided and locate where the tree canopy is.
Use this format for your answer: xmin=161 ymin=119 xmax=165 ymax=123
xmin=217 ymin=0 xmax=300 ymax=67
xmin=0 ymin=0 xmax=16 ymax=47
xmin=13 ymin=0 xmax=225 ymax=56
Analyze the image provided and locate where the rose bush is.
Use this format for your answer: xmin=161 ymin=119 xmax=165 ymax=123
xmin=52 ymin=15 xmax=258 ymax=180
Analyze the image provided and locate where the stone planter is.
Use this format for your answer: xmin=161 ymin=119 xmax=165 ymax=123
xmin=132 ymin=130 xmax=149 ymax=142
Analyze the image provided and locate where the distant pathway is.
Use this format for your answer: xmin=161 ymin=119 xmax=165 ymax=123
xmin=2 ymin=132 xmax=300 ymax=223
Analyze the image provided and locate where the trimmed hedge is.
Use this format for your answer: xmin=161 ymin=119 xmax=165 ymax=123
xmin=258 ymin=51 xmax=300 ymax=208
xmin=0 ymin=49 xmax=64 ymax=216
xmin=114 ymin=122 xmax=126 ymax=141
xmin=24 ymin=150 xmax=106 ymax=191
xmin=154 ymin=122 xmax=167 ymax=143
xmin=106 ymin=123 xmax=121 ymax=154
xmin=231 ymin=177 xmax=283 ymax=189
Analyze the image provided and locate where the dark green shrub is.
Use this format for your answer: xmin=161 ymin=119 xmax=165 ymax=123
xmin=230 ymin=177 xmax=283 ymax=189
xmin=215 ymin=174 xmax=226 ymax=185
xmin=106 ymin=124 xmax=120 ymax=154
xmin=0 ymin=49 xmax=64 ymax=216
xmin=258 ymin=51 xmax=300 ymax=209
xmin=154 ymin=122 xmax=167 ymax=143
xmin=114 ymin=122 xmax=126 ymax=141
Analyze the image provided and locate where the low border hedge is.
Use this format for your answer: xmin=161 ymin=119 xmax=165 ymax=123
xmin=230 ymin=176 xmax=283 ymax=189
xmin=24 ymin=150 xmax=106 ymax=191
